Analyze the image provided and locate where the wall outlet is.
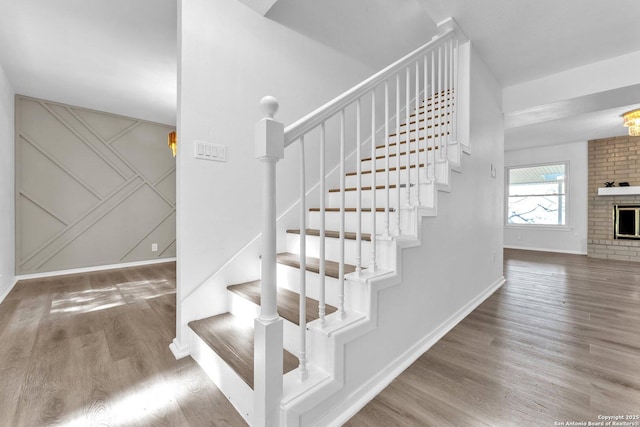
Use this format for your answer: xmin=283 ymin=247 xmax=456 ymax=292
xmin=151 ymin=243 xmax=158 ymax=252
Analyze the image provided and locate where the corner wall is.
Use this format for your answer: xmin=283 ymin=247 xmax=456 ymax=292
xmin=0 ymin=63 xmax=15 ymax=302
xmin=504 ymin=141 xmax=588 ymax=254
xmin=176 ymin=0 xmax=376 ymax=345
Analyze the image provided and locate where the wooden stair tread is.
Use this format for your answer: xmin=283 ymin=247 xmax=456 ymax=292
xmin=402 ymin=113 xmax=450 ymax=124
xmin=386 ymin=121 xmax=450 ymax=138
xmin=328 ymin=184 xmax=397 ymax=193
xmin=277 ymin=252 xmax=356 ymax=278
xmin=346 ymin=163 xmax=426 ymax=176
xmin=227 ymin=280 xmax=337 ymax=325
xmin=287 ymin=228 xmax=372 ymax=241
xmin=188 ymin=313 xmax=298 ymax=389
xmin=378 ymin=140 xmax=442 ymax=151
xmin=309 ymin=207 xmax=392 ymax=212
xmin=362 ymin=148 xmax=431 ymax=162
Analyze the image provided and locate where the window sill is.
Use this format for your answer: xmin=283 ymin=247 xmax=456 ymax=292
xmin=505 ymin=224 xmax=571 ymax=232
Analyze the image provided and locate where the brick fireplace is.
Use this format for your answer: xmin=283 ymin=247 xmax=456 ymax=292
xmin=588 ymin=135 xmax=640 ymax=261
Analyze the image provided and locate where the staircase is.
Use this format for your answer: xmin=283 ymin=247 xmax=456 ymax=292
xmin=181 ymin=19 xmax=472 ymax=427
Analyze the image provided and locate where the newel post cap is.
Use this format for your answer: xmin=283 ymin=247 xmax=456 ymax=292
xmin=260 ymin=96 xmax=279 ymax=118
xmin=255 ymin=96 xmax=284 ymax=160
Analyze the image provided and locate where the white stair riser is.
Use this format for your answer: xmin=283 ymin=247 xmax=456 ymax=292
xmin=398 ymin=113 xmax=451 ymax=130
xmin=387 ymin=131 xmax=451 ymax=147
xmin=361 ymin=151 xmax=437 ymax=171
xmin=189 ymin=331 xmax=253 ymax=425
xmin=374 ymin=141 xmax=420 ymax=157
xmin=323 ymin=180 xmax=436 ymax=208
xmin=308 ymin=209 xmax=418 ymax=236
xmin=277 ymin=263 xmax=349 ymax=309
xmin=326 ymin=187 xmax=407 ymax=209
xmin=286 ymin=233 xmax=373 ymax=268
xmin=345 ymin=168 xmax=422 ymax=188
xmin=374 ymin=138 xmax=441 ymax=157
xmin=227 ymin=289 xmax=304 ymax=356
xmin=277 ymin=263 xmax=373 ymax=317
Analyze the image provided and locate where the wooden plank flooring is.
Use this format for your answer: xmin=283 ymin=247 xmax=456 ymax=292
xmin=0 ymin=262 xmax=246 ymax=427
xmin=347 ymin=249 xmax=640 ymax=426
xmin=3 ymin=250 xmax=639 ymax=426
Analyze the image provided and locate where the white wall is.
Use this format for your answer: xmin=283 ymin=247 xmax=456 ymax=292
xmin=176 ymin=0 xmax=377 ymax=346
xmin=304 ymin=46 xmax=506 ymax=426
xmin=0 ymin=63 xmax=15 ymax=302
xmin=504 ymin=141 xmax=588 ymax=254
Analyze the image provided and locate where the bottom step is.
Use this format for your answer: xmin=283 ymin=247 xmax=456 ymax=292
xmin=189 ymin=313 xmax=299 ymax=389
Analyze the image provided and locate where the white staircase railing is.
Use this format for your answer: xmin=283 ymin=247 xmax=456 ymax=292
xmin=253 ymin=18 xmax=468 ymax=426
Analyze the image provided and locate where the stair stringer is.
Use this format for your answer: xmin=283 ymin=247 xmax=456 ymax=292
xmin=279 ymin=157 xmax=465 ymax=427
xmin=279 ymin=130 xmax=478 ymax=425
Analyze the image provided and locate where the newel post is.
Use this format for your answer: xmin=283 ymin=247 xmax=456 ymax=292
xmin=254 ymin=96 xmax=284 ymax=427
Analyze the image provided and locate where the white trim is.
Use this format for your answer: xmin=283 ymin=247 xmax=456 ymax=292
xmin=326 ymin=276 xmax=506 ymax=427
xmin=503 ymin=245 xmax=587 ymax=255
xmin=505 ymin=224 xmax=572 ymax=232
xmin=169 ymin=338 xmax=190 ymax=359
xmin=0 ymin=277 xmax=18 ymax=305
xmin=505 ymin=161 xmax=570 ymax=227
xmin=597 ymin=186 xmax=640 ymax=196
xmin=16 ymin=257 xmax=176 ymax=281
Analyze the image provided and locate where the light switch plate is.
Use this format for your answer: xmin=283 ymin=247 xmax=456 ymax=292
xmin=195 ymin=140 xmax=226 ymax=162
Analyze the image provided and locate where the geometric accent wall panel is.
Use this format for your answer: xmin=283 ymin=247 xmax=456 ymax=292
xmin=16 ymin=96 xmax=176 ymax=274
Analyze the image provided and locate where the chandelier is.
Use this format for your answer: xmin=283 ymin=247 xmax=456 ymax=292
xmin=623 ymin=109 xmax=640 ymax=136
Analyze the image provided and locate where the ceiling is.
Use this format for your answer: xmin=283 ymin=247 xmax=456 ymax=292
xmin=0 ymin=0 xmax=177 ymax=125
xmin=1 ymin=0 xmax=639 ymax=144
xmin=266 ymin=0 xmax=437 ymax=71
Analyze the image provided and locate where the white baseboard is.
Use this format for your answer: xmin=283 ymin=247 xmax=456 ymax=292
xmin=503 ymin=245 xmax=587 ymax=255
xmin=326 ymin=276 xmax=506 ymax=427
xmin=16 ymin=257 xmax=177 ymax=281
xmin=0 ymin=277 xmax=18 ymax=305
xmin=169 ymin=338 xmax=190 ymax=360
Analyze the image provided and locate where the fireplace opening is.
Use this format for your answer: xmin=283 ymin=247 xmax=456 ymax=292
xmin=614 ymin=205 xmax=640 ymax=239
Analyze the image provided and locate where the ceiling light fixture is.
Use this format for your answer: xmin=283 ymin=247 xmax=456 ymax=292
xmin=168 ymin=131 xmax=177 ymax=157
xmin=623 ymin=109 xmax=640 ymax=136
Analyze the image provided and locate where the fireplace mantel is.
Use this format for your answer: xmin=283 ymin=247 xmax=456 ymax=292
xmin=598 ymin=186 xmax=640 ymax=196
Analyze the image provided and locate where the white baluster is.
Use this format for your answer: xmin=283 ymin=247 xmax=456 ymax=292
xmin=370 ymin=92 xmax=377 ymax=272
xmin=443 ymin=41 xmax=449 ymax=160
xmin=423 ymin=54 xmax=428 ymax=184
xmin=339 ymin=111 xmax=346 ymax=318
xmin=298 ymin=137 xmax=308 ymax=382
xmin=430 ymin=50 xmax=436 ymax=181
xmin=395 ymin=74 xmax=402 ymax=235
xmin=405 ymin=67 xmax=411 ymax=206
xmin=438 ymin=46 xmax=443 ymax=160
xmin=414 ymin=61 xmax=421 ymax=206
xmin=356 ymin=100 xmax=362 ymax=274
xmin=453 ymin=39 xmax=459 ymax=143
xmin=254 ymin=95 xmax=284 ymax=427
xmin=318 ymin=123 xmax=326 ymax=325
xmin=384 ymin=81 xmax=390 ymax=237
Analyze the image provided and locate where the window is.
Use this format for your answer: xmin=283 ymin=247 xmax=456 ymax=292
xmin=506 ymin=163 xmax=567 ymax=226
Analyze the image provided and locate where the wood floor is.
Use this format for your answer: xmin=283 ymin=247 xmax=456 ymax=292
xmin=347 ymin=249 xmax=640 ymax=426
xmin=0 ymin=262 xmax=246 ymax=427
xmin=2 ymin=250 xmax=639 ymax=426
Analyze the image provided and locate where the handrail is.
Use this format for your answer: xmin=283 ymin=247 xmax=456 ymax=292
xmin=283 ymin=29 xmax=455 ymax=146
